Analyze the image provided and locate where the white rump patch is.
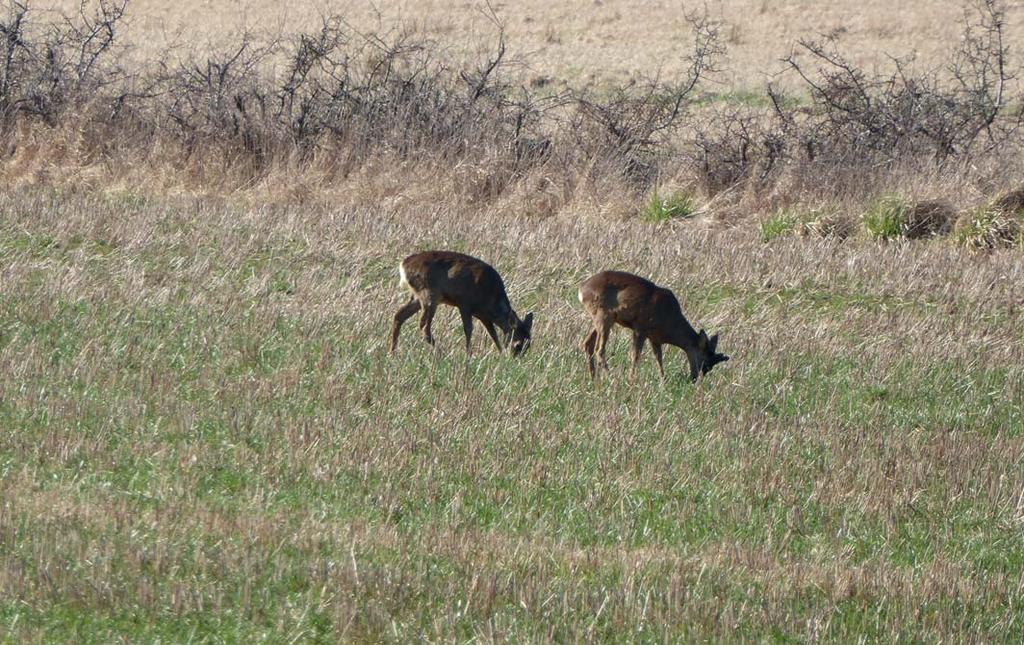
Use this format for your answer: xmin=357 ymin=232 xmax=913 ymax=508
xmin=398 ymin=262 xmax=409 ymax=288
xmin=577 ymin=288 xmax=584 ymax=304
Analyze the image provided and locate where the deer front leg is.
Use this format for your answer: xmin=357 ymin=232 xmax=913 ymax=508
xmin=482 ymin=320 xmax=503 ymax=352
xmin=459 ymin=307 xmax=474 ymax=357
xmin=651 ymin=343 xmax=666 ymax=380
xmin=594 ymin=317 xmax=613 ymax=372
xmin=390 ymin=297 xmax=421 ymax=353
xmin=581 ymin=328 xmax=598 ymax=379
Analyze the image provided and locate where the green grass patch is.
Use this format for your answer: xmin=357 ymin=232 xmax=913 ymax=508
xmin=761 ymin=209 xmax=799 ymax=242
xmin=863 ymin=194 xmax=910 ymax=240
xmin=643 ymin=190 xmax=697 ymax=222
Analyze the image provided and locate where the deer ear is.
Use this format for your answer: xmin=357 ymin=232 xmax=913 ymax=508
xmin=522 ymin=312 xmax=534 ymax=331
xmin=709 ymin=333 xmax=719 ymax=351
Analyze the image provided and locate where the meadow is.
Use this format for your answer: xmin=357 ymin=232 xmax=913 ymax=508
xmin=1 ymin=0 xmax=1024 ymax=641
xmin=1 ymin=186 xmax=1023 ymax=641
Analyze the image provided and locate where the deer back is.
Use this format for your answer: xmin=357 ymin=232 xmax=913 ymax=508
xmin=402 ymin=251 xmax=513 ymax=324
xmin=580 ymin=271 xmax=697 ymax=346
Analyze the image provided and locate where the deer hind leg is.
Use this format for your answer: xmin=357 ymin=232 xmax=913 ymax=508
xmin=418 ymin=299 xmax=438 ymax=346
xmin=458 ymin=307 xmax=474 ymax=356
xmin=630 ymin=331 xmax=646 ymax=380
xmin=482 ymin=320 xmax=503 ymax=352
xmin=390 ymin=297 xmax=421 ymax=353
xmin=581 ymin=328 xmax=598 ymax=379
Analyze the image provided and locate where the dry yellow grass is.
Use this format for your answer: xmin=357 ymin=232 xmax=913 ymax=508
xmin=34 ymin=0 xmax=1024 ymax=91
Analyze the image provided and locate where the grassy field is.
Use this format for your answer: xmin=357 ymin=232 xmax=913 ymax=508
xmin=2 ymin=0 xmax=1024 ymax=640
xmin=1 ymin=186 xmax=1022 ymax=640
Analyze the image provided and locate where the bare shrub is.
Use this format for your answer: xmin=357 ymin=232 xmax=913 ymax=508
xmin=0 ymin=0 xmax=1022 ymax=239
xmin=690 ymin=107 xmax=785 ymax=196
xmin=773 ymin=0 xmax=1021 ymax=165
xmin=656 ymin=2 xmax=1024 ymax=218
xmin=569 ymin=9 xmax=724 ymax=187
xmin=0 ymin=0 xmax=132 ymax=127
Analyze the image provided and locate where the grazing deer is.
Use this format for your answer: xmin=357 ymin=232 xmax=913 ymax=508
xmin=390 ymin=251 xmax=534 ymax=357
xmin=578 ymin=270 xmax=728 ymax=381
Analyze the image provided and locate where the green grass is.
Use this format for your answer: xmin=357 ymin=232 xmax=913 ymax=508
xmin=642 ymin=190 xmax=696 ymax=222
xmin=1 ymin=188 xmax=1023 ymax=641
xmin=864 ymin=194 xmax=910 ymax=240
xmin=695 ymin=88 xmax=807 ymax=109
xmin=761 ymin=209 xmax=799 ymax=242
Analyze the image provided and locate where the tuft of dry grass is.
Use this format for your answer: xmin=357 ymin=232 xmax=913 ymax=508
xmin=954 ymin=207 xmax=1020 ymax=249
xmin=795 ymin=206 xmax=854 ymax=240
xmin=993 ymin=186 xmax=1024 ymax=215
xmin=955 ymin=189 xmax=1024 ymax=249
xmin=903 ymin=199 xmax=957 ymax=239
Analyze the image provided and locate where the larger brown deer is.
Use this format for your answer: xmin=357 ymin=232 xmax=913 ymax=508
xmin=391 ymin=251 xmax=534 ymax=356
xmin=578 ymin=270 xmax=728 ymax=381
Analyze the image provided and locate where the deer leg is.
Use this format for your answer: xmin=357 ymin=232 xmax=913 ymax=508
xmin=630 ymin=331 xmax=646 ymax=380
xmin=595 ymin=317 xmax=613 ymax=372
xmin=581 ymin=329 xmax=598 ymax=379
xmin=459 ymin=307 xmax=474 ymax=357
xmin=482 ymin=320 xmax=503 ymax=352
xmin=651 ymin=343 xmax=666 ymax=380
xmin=418 ymin=300 xmax=438 ymax=346
xmin=390 ymin=297 xmax=421 ymax=353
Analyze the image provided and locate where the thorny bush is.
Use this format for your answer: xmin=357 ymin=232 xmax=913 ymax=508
xmin=0 ymin=0 xmax=1021 ymax=211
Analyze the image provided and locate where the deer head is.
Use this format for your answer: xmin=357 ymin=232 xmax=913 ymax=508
xmin=507 ymin=312 xmax=534 ymax=357
xmin=688 ymin=329 xmax=729 ymax=381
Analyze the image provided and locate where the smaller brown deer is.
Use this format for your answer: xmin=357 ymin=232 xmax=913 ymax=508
xmin=578 ymin=270 xmax=728 ymax=381
xmin=391 ymin=251 xmax=534 ymax=357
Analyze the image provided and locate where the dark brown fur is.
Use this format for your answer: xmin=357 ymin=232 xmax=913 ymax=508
xmin=390 ymin=251 xmax=533 ymax=356
xmin=578 ymin=270 xmax=727 ymax=381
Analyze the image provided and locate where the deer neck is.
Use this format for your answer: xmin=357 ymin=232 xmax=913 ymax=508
xmin=494 ymin=298 xmax=517 ymax=336
xmin=496 ymin=310 xmax=519 ymax=336
xmin=667 ymin=315 xmax=700 ymax=350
